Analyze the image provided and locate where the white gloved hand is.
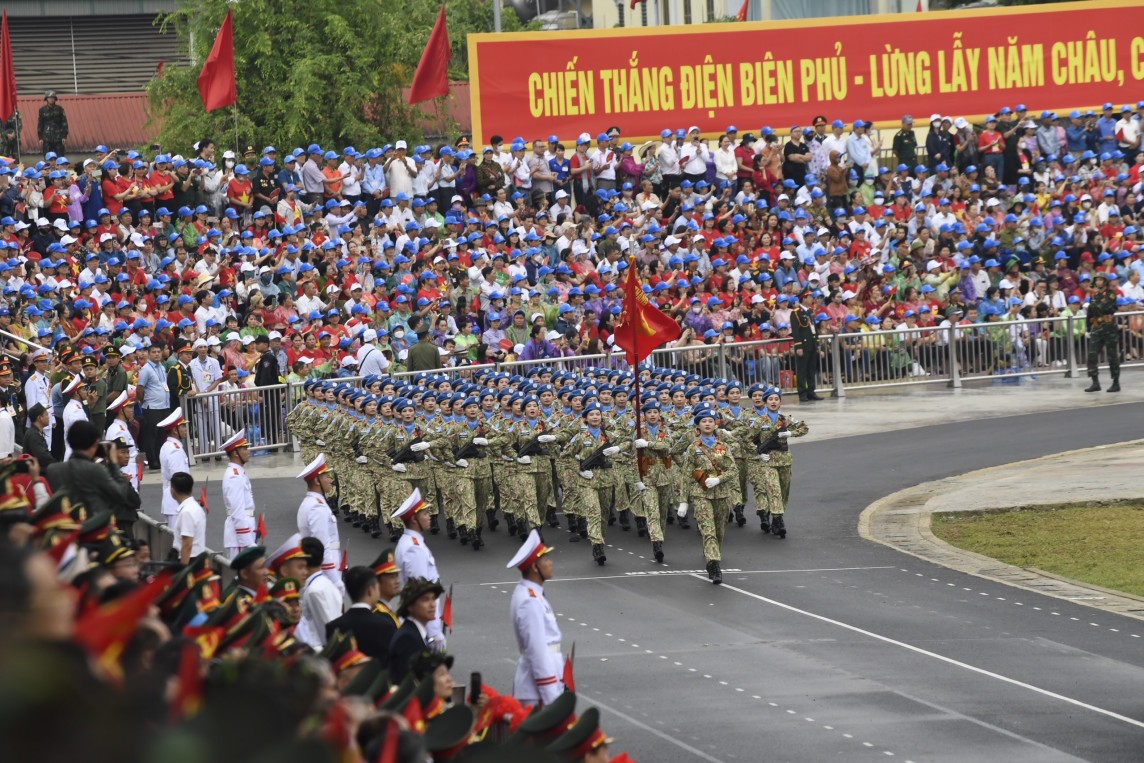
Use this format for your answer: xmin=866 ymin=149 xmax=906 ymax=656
xmin=391 ymin=463 xmax=408 ymax=473
xmin=315 ymin=439 xmax=326 ymax=446
xmin=454 ymin=458 xmax=469 ymax=468
xmin=538 ymin=434 xmax=557 ymax=443
xmin=410 ymin=441 xmax=432 ymax=452
xmin=758 ymin=453 xmax=771 ymax=462
xmin=579 ymin=470 xmax=594 ymax=479
xmin=677 ymin=502 xmax=689 ymax=518
xmin=633 ymin=438 xmax=649 ymax=449
xmin=517 ymin=455 xmax=532 ymax=465
xmin=355 ymin=455 xmax=368 ymax=464
xmin=704 ymin=476 xmax=721 ymax=489
xmin=602 ymin=446 xmax=621 ymax=457
xmin=778 ymin=431 xmax=792 ymax=439
xmin=635 ymin=481 xmax=647 ymax=492
xmin=472 ymin=437 xmax=489 ymax=446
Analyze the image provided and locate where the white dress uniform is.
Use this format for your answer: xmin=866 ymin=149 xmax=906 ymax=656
xmin=297 ymin=490 xmax=342 ymax=589
xmin=223 ymin=461 xmax=256 ymax=559
xmin=24 ymin=368 xmax=54 ymax=434
xmin=61 ymin=398 xmax=88 ymax=462
xmin=105 ymin=417 xmax=139 ymax=489
xmin=295 ymin=569 xmax=344 ymax=649
xmin=511 ymin=578 xmax=564 ymax=706
xmin=160 ymin=435 xmax=191 ymax=530
xmin=393 ymin=487 xmax=446 ymax=649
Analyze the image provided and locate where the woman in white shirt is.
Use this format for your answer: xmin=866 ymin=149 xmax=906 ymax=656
xmin=713 ymin=135 xmax=738 ymax=186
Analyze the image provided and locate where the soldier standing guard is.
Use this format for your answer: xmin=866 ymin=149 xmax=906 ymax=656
xmin=222 ymin=429 xmax=257 ymax=560
xmin=509 ymin=529 xmax=564 ymax=707
xmin=392 ymin=488 xmax=446 ymax=652
xmin=1084 ymin=273 xmax=1121 ymax=393
xmin=37 ymin=90 xmax=68 ymax=156
xmin=791 ymin=289 xmax=824 ymax=402
xmin=295 ymin=453 xmax=343 ymax=591
xmin=158 ymin=407 xmax=190 ymax=531
xmin=684 ymin=406 xmax=738 ymax=584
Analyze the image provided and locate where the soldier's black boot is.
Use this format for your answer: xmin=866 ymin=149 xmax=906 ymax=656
xmin=351 ymin=512 xmax=365 ymax=529
xmin=546 ymin=507 xmax=560 ymax=528
xmin=1108 ymin=377 xmax=1120 ymax=392
xmin=446 ymin=518 xmax=457 ymax=540
xmin=619 ymin=509 xmax=631 ymax=531
xmin=472 ymin=526 xmax=483 ymax=551
xmin=772 ymin=514 xmax=787 ymax=539
xmin=389 ymin=525 xmax=403 ymax=543
xmin=567 ymin=515 xmax=580 ymax=542
xmin=679 ymin=513 xmax=691 ymax=530
xmin=429 ymin=514 xmax=440 ymax=535
xmin=1085 ymin=376 xmax=1101 ymax=392
xmin=458 ymin=525 xmax=470 ymax=545
xmin=635 ymin=516 xmax=648 ymax=538
xmin=485 ymin=509 xmax=499 ymax=531
xmin=666 ymin=512 xmax=675 ymax=525
xmin=734 ymin=505 xmax=746 ymax=527
xmin=607 ymin=508 xmax=617 ymax=526
xmin=652 ymin=540 xmax=664 ymax=563
xmin=518 ymin=524 xmax=529 ymax=542
xmin=758 ymin=510 xmax=771 ymax=534
xmin=578 ymin=516 xmax=588 ymax=538
xmin=506 ymin=515 xmax=518 ymax=536
xmin=370 ymin=519 xmax=383 ymax=539
xmin=706 ymin=560 xmax=722 ymax=584
xmin=592 ymin=543 xmax=607 ymax=566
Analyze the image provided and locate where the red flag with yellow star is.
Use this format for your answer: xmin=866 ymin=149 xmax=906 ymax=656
xmin=613 ymin=256 xmax=680 ymax=365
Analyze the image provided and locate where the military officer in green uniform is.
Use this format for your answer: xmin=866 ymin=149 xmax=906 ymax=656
xmin=1084 ymin=273 xmax=1121 ymax=393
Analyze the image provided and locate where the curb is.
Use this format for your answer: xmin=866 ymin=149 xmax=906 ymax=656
xmin=858 ymin=439 xmax=1144 ymax=622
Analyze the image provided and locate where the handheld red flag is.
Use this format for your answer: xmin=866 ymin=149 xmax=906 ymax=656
xmin=629 ymin=0 xmax=646 ymax=10
xmin=169 ymin=641 xmax=204 ymax=722
xmin=403 ymin=696 xmax=425 ymax=733
xmin=73 ymin=571 xmax=173 ymax=682
xmin=441 ymin=584 xmax=453 ymax=633
xmin=339 ymin=548 xmax=348 ymax=572
xmin=135 ymin=458 xmax=144 ymax=486
xmin=407 ymin=6 xmax=451 ymax=105
xmin=199 ymin=482 xmax=209 ymax=514
xmin=256 ymin=512 xmax=267 ymax=542
xmin=736 ymin=0 xmax=749 ymax=22
xmin=0 ymin=11 xmax=16 ymax=122
xmin=613 ymin=256 xmax=681 ymax=365
xmin=562 ymin=642 xmax=576 ymax=692
xmin=197 ymin=8 xmax=237 ymax=112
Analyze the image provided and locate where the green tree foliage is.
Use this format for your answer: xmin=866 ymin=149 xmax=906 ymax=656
xmin=148 ymin=0 xmax=528 ymax=152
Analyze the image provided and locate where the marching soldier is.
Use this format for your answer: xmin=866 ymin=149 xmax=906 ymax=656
xmin=750 ymin=387 xmax=809 ymax=538
xmin=633 ymin=400 xmax=673 ymax=563
xmin=222 ymin=429 xmax=257 ymax=560
xmin=716 ymin=381 xmax=752 ymax=528
xmin=382 ymin=398 xmax=438 ymax=533
xmin=507 ymin=394 xmax=557 ymax=539
xmin=296 ymin=453 xmax=343 ymax=591
xmin=568 ymin=402 xmax=623 ymax=566
xmin=683 ymin=406 xmax=738 ymax=584
xmin=446 ymin=396 xmax=492 ymax=549
xmin=508 ymin=529 xmax=564 ymax=706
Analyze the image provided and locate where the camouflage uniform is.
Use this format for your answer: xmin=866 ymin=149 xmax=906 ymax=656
xmin=447 ymin=415 xmax=493 ymax=544
xmin=683 ymin=433 xmax=738 ymax=565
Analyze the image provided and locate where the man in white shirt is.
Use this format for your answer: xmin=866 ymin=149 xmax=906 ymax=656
xmin=222 ymin=429 xmax=257 ymax=560
xmin=384 ymin=141 xmax=417 ymax=197
xmin=679 ymin=126 xmax=710 ymax=185
xmin=189 ymin=339 xmax=223 ymax=454
xmin=172 ymin=471 xmax=207 ymax=564
xmin=589 ymin=133 xmax=617 ymax=191
xmin=356 ymin=329 xmax=390 ymax=376
xmin=656 ymin=129 xmax=681 ymax=188
xmin=295 ymin=536 xmax=345 ymax=649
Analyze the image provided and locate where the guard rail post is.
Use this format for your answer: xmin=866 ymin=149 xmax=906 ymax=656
xmin=716 ymin=344 xmax=728 ymax=379
xmin=1065 ymin=313 xmax=1078 ymax=378
xmin=946 ymin=325 xmax=962 ymax=389
xmin=180 ymin=393 xmax=196 ymax=466
xmin=830 ymin=333 xmax=845 ymax=398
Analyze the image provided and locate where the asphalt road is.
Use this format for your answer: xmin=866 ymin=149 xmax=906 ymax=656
xmin=141 ymin=401 xmax=1144 ymax=762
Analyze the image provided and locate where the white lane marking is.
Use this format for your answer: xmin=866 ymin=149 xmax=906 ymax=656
xmin=580 ymin=691 xmax=728 ymax=763
xmin=700 ymin=577 xmax=1144 ymax=731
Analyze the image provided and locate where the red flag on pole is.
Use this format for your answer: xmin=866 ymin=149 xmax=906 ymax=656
xmin=135 ymin=458 xmax=144 ymax=486
xmin=169 ymin=641 xmax=204 ymax=722
xmin=629 ymin=0 xmax=646 ymax=10
xmin=562 ymin=642 xmax=576 ymax=692
xmin=256 ymin=512 xmax=267 ymax=542
xmin=407 ymin=6 xmax=451 ymax=105
xmin=199 ymin=483 xmax=209 ymax=514
xmin=736 ymin=0 xmax=750 ymax=22
xmin=916 ymin=0 xmax=924 ymax=11
xmin=73 ymin=571 xmax=173 ymax=683
xmin=0 ymin=11 xmax=16 ymax=122
xmin=339 ymin=548 xmax=348 ymax=572
xmin=441 ymin=584 xmax=453 ymax=633
xmin=197 ymin=8 xmax=236 ymax=112
xmin=613 ymin=257 xmax=681 ymax=365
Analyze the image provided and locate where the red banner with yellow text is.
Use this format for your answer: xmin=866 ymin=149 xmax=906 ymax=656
xmin=467 ymin=0 xmax=1144 ymax=145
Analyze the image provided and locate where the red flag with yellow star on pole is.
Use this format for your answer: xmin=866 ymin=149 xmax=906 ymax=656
xmin=613 ymin=256 xmax=681 ymax=365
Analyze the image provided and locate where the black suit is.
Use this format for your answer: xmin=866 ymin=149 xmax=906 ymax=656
xmin=326 ymin=605 xmax=397 ymax=666
xmin=387 ymin=619 xmax=427 ymax=684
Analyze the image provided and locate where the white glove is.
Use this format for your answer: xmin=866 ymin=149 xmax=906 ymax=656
xmin=602 ymin=446 xmax=621 ymax=457
xmin=579 ymin=470 xmax=594 ymax=479
xmin=676 ymin=502 xmax=689 ymax=518
xmin=778 ymin=431 xmax=791 ymax=439
xmin=517 ymin=455 xmax=532 ymax=465
xmin=315 ymin=439 xmax=326 ymax=446
xmin=472 ymin=437 xmax=489 ymax=446
xmin=758 ymin=453 xmax=771 ymax=462
xmin=635 ymin=481 xmax=647 ymax=492
xmin=704 ymin=476 xmax=721 ymax=489
xmin=633 ymin=438 xmax=649 ymax=449
xmin=410 ymin=441 xmax=432 ymax=452
xmin=391 ymin=463 xmax=407 ymax=473
xmin=538 ymin=434 xmax=557 ymax=443
xmin=454 ymin=458 xmax=468 ymax=468
xmin=355 ymin=455 xmax=368 ymax=464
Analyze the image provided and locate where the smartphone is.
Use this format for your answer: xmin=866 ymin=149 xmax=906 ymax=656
xmin=469 ymin=671 xmax=482 ymax=705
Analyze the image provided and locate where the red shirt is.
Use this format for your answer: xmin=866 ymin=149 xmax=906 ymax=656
xmin=101 ymin=176 xmax=131 ymax=215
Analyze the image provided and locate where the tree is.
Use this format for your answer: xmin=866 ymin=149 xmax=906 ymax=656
xmin=148 ymin=0 xmax=529 ymax=152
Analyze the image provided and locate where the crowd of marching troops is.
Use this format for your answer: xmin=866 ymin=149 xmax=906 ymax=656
xmin=285 ymin=364 xmax=807 ymax=584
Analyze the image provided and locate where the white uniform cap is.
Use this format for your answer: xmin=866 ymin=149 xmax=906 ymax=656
xmin=506 ymin=528 xmax=552 ymax=570
xmin=157 ymin=406 xmax=185 ymax=429
xmin=296 ymin=453 xmax=328 ymax=481
xmin=390 ymin=488 xmax=428 ymax=523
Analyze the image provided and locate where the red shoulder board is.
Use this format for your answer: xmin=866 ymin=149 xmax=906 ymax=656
xmin=173 ymin=443 xmax=181 ymax=449
xmin=411 ymin=536 xmax=420 ymax=546
xmin=528 ymin=588 xmax=537 ymax=598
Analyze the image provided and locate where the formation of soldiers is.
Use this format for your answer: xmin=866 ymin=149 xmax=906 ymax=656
xmin=286 ymin=364 xmax=808 ymax=584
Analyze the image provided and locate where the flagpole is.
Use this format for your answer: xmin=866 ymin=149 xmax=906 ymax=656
xmin=630 ymin=256 xmax=646 ymax=483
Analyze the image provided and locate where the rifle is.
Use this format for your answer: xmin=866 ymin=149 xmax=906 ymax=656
xmin=580 ymin=443 xmax=611 ymax=471
xmin=389 ymin=436 xmax=425 ymax=464
xmin=755 ymin=424 xmax=788 ymax=455
xmin=517 ymin=434 xmax=547 ymax=458
xmin=455 ymin=439 xmax=484 ymax=460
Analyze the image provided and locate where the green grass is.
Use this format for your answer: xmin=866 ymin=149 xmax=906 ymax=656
xmin=932 ymin=502 xmax=1144 ymax=598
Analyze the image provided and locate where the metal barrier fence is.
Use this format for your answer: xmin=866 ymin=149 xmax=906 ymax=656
xmin=134 ymin=509 xmax=233 ymax=585
xmin=178 ymin=310 xmax=1142 ymax=457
